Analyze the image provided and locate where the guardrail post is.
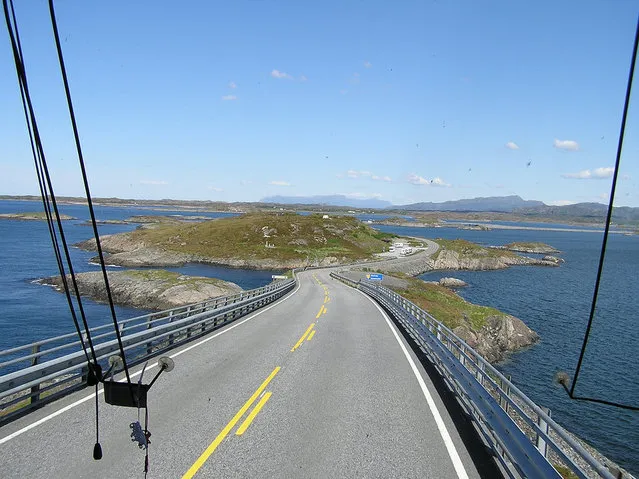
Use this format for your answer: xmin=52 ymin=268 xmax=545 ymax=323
xmin=146 ymin=315 xmax=154 ymax=355
xmin=536 ymin=407 xmax=551 ymax=458
xmin=500 ymin=375 xmax=511 ymax=413
xmin=30 ymin=344 xmax=41 ymax=404
xmin=475 ymin=360 xmax=485 ymax=386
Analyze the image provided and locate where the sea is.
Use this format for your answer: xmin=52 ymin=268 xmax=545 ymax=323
xmin=0 ymin=200 xmax=637 ymax=474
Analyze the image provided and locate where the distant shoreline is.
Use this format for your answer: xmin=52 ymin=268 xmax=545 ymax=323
xmin=1 ymin=196 xmax=636 ymax=233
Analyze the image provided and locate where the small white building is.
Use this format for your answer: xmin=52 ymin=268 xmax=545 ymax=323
xmin=393 ymin=242 xmax=404 ymax=248
xmin=322 ymin=215 xmax=330 ymax=219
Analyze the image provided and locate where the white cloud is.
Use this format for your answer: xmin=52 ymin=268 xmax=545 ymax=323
xmin=371 ymin=175 xmax=392 ymax=182
xmin=408 ymin=174 xmax=451 ymax=187
xmin=350 ymin=72 xmax=360 ymax=84
xmin=221 ymin=95 xmax=237 ymax=101
xmin=505 ymin=141 xmax=519 ymax=150
xmin=364 ymin=61 xmax=372 ymax=68
xmin=240 ymin=180 xmax=253 ymax=186
xmin=346 ymin=169 xmax=371 ymax=178
xmin=561 ymin=167 xmax=614 ymax=179
xmin=553 ymin=138 xmax=580 ymax=151
xmin=140 ymin=180 xmax=168 ymax=185
xmin=548 ymin=200 xmax=577 ymax=206
xmin=208 ymin=186 xmax=224 ymax=192
xmin=228 ymin=81 xmax=237 ymax=89
xmin=271 ymin=69 xmax=292 ymax=79
xmin=269 ymin=180 xmax=292 ymax=186
xmin=345 ymin=170 xmax=390 ymax=181
xmin=299 ymin=75 xmax=308 ymax=81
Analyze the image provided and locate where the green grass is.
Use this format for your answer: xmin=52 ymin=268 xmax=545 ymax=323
xmin=435 ymin=238 xmax=517 ymax=259
xmin=123 ymin=269 xmax=228 ymax=287
xmin=126 ymin=213 xmax=389 ymax=263
xmin=553 ymin=465 xmax=579 ymax=479
xmin=390 ymin=277 xmax=503 ymax=330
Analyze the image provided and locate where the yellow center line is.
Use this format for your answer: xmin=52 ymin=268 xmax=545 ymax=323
xmin=323 ymin=296 xmax=329 ymax=304
xmin=236 ymin=392 xmax=273 ymax=436
xmin=291 ymin=323 xmax=316 ymax=352
xmin=182 ymin=367 xmax=281 ymax=479
xmin=307 ymin=330 xmax=316 ymax=341
xmin=315 ymin=305 xmax=326 ymax=319
xmin=322 ymin=307 xmax=327 ymax=315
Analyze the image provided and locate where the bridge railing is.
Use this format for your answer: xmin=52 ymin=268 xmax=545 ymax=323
xmin=0 ymin=278 xmax=295 ymax=424
xmin=330 ymin=272 xmax=617 ymax=479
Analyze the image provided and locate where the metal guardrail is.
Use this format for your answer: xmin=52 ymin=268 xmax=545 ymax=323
xmin=0 ymin=278 xmax=295 ymax=424
xmin=330 ymin=272 xmax=618 ymax=479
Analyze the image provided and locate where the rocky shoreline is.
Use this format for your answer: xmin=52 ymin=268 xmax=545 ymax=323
xmin=0 ymin=212 xmax=75 ymax=221
xmin=38 ymin=270 xmax=242 ymax=311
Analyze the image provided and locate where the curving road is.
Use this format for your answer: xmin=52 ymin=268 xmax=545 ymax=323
xmin=0 ymin=269 xmax=484 ymax=478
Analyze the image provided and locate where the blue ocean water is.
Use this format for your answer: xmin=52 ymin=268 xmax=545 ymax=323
xmin=0 ymin=200 xmax=278 ymax=351
xmin=376 ymin=224 xmax=639 ymax=474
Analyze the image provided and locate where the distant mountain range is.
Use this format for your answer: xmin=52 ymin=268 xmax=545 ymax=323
xmin=396 ymin=195 xmax=545 ymax=212
xmin=261 ymin=195 xmax=393 ymax=209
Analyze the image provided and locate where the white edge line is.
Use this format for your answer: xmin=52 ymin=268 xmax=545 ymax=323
xmin=355 ymin=287 xmax=470 ymax=479
xmin=0 ymin=280 xmax=302 ymax=445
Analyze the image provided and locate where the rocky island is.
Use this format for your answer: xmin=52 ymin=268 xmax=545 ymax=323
xmin=38 ymin=269 xmax=242 ymax=310
xmin=76 ymin=213 xmax=392 ymax=269
xmin=0 ymin=212 xmax=75 ymax=221
xmin=501 ymin=241 xmax=560 ymax=254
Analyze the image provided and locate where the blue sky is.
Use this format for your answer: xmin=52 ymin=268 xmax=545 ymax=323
xmin=1 ymin=0 xmax=638 ymax=206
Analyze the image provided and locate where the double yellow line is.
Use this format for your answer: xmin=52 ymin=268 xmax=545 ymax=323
xmin=182 ymin=367 xmax=280 ymax=479
xmin=291 ymin=322 xmax=316 ymax=352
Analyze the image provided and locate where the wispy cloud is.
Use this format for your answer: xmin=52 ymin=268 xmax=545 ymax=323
xmin=553 ymin=138 xmax=580 ymax=151
xmin=350 ymin=72 xmax=360 ymax=85
xmin=140 ymin=179 xmax=168 ymax=185
xmin=299 ymin=75 xmax=308 ymax=81
xmin=549 ymin=200 xmax=577 ymax=206
xmin=505 ymin=141 xmax=519 ymax=150
xmin=363 ymin=61 xmax=372 ymax=68
xmin=228 ymin=81 xmax=237 ymax=89
xmin=343 ymin=170 xmax=391 ymax=181
xmin=346 ymin=169 xmax=371 ymax=178
xmin=339 ymin=89 xmax=348 ymax=95
xmin=221 ymin=95 xmax=237 ymax=101
xmin=271 ymin=69 xmax=293 ymax=80
xmin=371 ymin=175 xmax=392 ymax=182
xmin=561 ymin=167 xmax=614 ymax=179
xmin=269 ymin=180 xmax=292 ymax=186
xmin=408 ymin=174 xmax=451 ymax=187
xmin=208 ymin=186 xmax=224 ymax=192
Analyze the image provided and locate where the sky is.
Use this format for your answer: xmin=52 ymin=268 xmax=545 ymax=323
xmin=1 ymin=0 xmax=638 ymax=206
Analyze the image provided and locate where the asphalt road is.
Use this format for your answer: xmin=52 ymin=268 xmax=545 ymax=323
xmin=0 ymin=269 xmax=483 ymax=478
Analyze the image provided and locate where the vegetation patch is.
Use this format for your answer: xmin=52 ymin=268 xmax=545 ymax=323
xmin=436 ymin=238 xmax=517 ymax=258
xmin=125 ymin=213 xmax=392 ymax=263
xmin=389 ymin=276 xmax=503 ymax=330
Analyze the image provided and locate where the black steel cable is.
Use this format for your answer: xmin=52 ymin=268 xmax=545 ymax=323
xmin=3 ymin=0 xmax=98 ymax=365
xmin=567 ymin=14 xmax=639 ymax=412
xmin=47 ymin=0 xmax=134 ymax=388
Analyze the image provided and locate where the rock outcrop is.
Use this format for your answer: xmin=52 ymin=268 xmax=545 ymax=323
xmin=38 ymin=270 xmax=243 ymax=310
xmin=432 ymin=249 xmax=559 ymax=271
xmin=439 ymin=277 xmax=468 ymax=288
xmin=453 ymin=314 xmax=539 ymax=363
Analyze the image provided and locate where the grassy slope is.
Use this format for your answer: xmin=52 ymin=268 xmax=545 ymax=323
xmin=390 ymin=277 xmax=503 ymax=330
xmin=122 ymin=269 xmax=231 ymax=286
xmin=433 ymin=238 xmax=517 ymax=260
xmin=127 ymin=213 xmax=392 ymax=262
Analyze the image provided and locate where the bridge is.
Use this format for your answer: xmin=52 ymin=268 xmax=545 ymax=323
xmin=0 ymin=268 xmax=620 ymax=478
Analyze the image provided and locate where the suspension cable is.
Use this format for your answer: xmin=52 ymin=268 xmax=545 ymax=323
xmin=3 ymin=0 xmax=98 ymax=365
xmin=47 ymin=0 xmax=134 ymax=388
xmin=566 ymin=14 xmax=639 ymax=412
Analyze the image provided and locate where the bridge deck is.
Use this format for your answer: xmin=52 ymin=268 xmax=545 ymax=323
xmin=0 ymin=270 xmax=484 ymax=478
